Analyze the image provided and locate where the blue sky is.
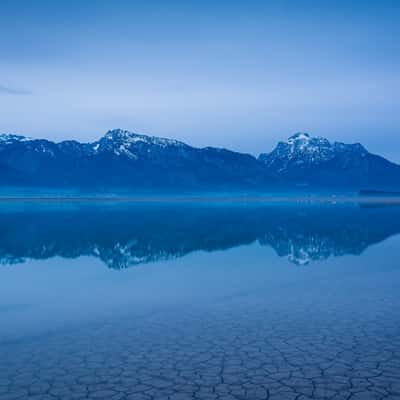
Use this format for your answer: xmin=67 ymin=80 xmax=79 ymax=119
xmin=1 ymin=0 xmax=399 ymax=160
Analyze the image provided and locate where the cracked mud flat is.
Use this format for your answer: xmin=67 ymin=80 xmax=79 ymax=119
xmin=0 ymin=205 xmax=399 ymax=400
xmin=1 ymin=286 xmax=399 ymax=400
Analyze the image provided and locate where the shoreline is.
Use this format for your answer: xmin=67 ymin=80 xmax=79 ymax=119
xmin=0 ymin=195 xmax=399 ymax=204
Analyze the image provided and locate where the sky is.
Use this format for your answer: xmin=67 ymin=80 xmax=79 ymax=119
xmin=0 ymin=0 xmax=399 ymax=160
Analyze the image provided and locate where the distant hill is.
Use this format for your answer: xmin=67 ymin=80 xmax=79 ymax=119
xmin=0 ymin=129 xmax=399 ymax=191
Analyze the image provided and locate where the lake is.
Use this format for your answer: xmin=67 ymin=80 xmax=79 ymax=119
xmin=0 ymin=200 xmax=399 ymax=399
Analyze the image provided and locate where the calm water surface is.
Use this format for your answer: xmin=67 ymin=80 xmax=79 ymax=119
xmin=0 ymin=202 xmax=399 ymax=399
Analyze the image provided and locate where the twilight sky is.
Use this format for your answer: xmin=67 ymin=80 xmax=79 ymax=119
xmin=1 ymin=0 xmax=399 ymax=160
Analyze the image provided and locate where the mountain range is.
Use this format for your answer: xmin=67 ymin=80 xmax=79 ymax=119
xmin=1 ymin=129 xmax=399 ymax=191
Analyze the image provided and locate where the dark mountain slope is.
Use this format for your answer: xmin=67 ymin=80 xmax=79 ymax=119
xmin=0 ymin=130 xmax=399 ymax=191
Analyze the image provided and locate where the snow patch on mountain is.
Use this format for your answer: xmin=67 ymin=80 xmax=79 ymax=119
xmin=102 ymin=129 xmax=187 ymax=148
xmin=258 ymin=132 xmax=369 ymax=172
xmin=0 ymin=133 xmax=32 ymax=144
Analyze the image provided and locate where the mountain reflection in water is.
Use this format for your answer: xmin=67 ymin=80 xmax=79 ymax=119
xmin=0 ymin=202 xmax=399 ymax=268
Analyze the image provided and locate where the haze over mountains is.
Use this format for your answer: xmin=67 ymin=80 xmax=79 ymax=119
xmin=0 ymin=129 xmax=399 ymax=192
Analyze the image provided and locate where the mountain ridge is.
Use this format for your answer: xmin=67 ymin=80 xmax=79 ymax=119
xmin=0 ymin=129 xmax=399 ymax=191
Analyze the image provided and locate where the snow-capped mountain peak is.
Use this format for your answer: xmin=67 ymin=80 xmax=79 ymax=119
xmin=258 ymin=133 xmax=335 ymax=170
xmin=287 ymin=132 xmax=311 ymax=144
xmin=0 ymin=128 xmax=398 ymax=191
xmin=101 ymin=129 xmax=187 ymax=148
xmin=286 ymin=132 xmax=331 ymax=150
xmin=90 ymin=129 xmax=189 ymax=159
xmin=103 ymin=129 xmax=146 ymax=143
xmin=0 ymin=133 xmax=32 ymax=144
xmin=258 ymin=132 xmax=371 ymax=174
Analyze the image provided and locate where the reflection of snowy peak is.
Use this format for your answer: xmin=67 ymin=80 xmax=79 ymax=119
xmin=0 ymin=205 xmax=399 ymax=269
xmin=93 ymin=241 xmax=181 ymax=269
xmin=259 ymin=230 xmax=367 ymax=265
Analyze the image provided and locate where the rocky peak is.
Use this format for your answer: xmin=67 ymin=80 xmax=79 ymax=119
xmin=258 ymin=132 xmax=369 ymax=171
xmin=101 ymin=129 xmax=186 ymax=148
xmin=0 ymin=133 xmax=32 ymax=144
xmin=287 ymin=132 xmax=311 ymax=143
